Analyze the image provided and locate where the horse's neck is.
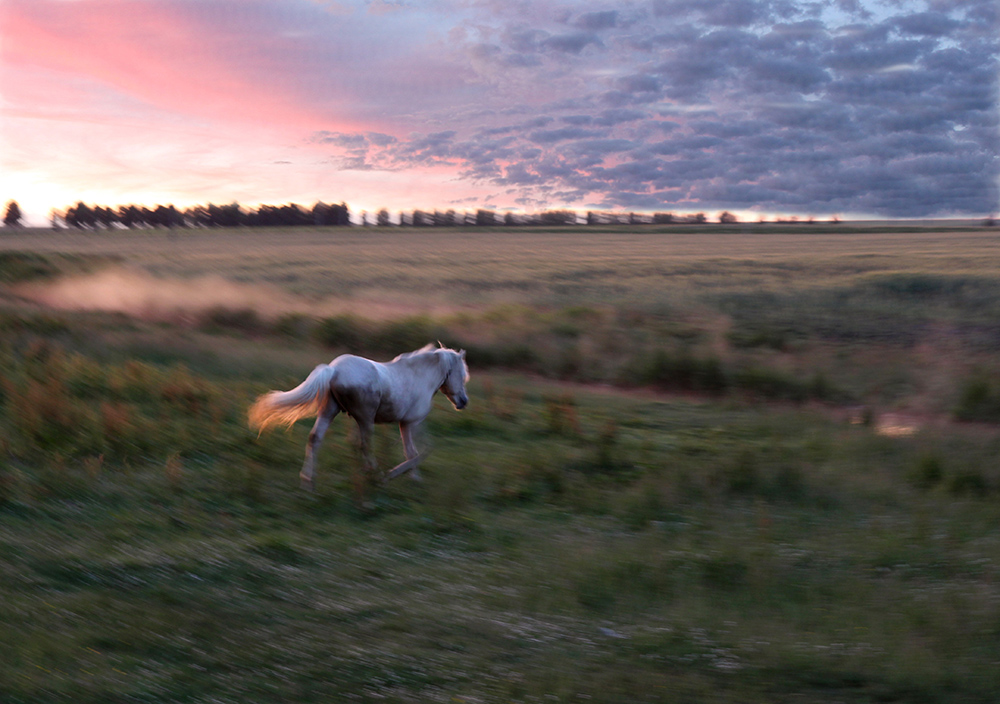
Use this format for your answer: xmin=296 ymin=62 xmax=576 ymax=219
xmin=391 ymin=352 xmax=445 ymax=390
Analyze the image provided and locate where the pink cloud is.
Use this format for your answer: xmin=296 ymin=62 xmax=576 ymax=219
xmin=1 ymin=0 xmax=366 ymax=133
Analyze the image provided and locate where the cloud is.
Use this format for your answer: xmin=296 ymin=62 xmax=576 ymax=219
xmin=543 ymin=32 xmax=603 ymax=54
xmin=574 ymin=10 xmax=618 ymax=30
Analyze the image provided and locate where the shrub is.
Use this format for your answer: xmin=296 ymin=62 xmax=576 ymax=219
xmin=910 ymin=455 xmax=944 ymax=491
xmin=725 ymin=450 xmax=760 ymax=494
xmin=486 ymin=455 xmax=564 ymax=505
xmin=948 ymin=470 xmax=990 ymax=497
xmin=313 ymin=314 xmax=366 ymax=350
xmin=457 ymin=341 xmax=539 ymax=371
xmin=272 ymin=313 xmax=314 ymax=339
xmin=199 ymin=307 xmax=264 ymax=335
xmin=731 ymin=366 xmax=809 ymax=402
xmin=955 ymin=376 xmax=1000 ymax=422
xmin=767 ymin=464 xmax=806 ymax=501
xmin=542 ymin=393 xmax=581 ymax=436
xmin=700 ymin=554 xmax=748 ymax=591
xmin=369 ymin=316 xmax=438 ymax=354
xmin=638 ymin=349 xmax=727 ymax=393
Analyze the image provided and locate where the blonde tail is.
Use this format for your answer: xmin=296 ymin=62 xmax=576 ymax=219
xmin=248 ymin=364 xmax=337 ymax=432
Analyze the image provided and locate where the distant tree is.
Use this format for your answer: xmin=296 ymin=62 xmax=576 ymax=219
xmin=312 ymin=202 xmax=331 ymax=226
xmin=119 ymin=205 xmax=142 ymax=228
xmin=153 ymin=205 xmax=173 ymax=227
xmin=412 ymin=209 xmax=431 ymax=227
xmin=337 ymin=202 xmax=351 ymax=226
xmin=4 ymin=200 xmax=23 ymax=227
xmin=693 ymin=212 xmax=707 ymax=224
xmin=539 ymin=210 xmax=577 ymax=225
xmin=93 ymin=206 xmax=115 ymax=228
xmin=377 ymin=208 xmax=391 ymax=226
xmin=185 ymin=205 xmax=209 ymax=227
xmin=433 ymin=209 xmax=456 ymax=227
xmin=207 ymin=203 xmax=244 ymax=227
xmin=66 ymin=202 xmax=96 ymax=229
xmin=652 ymin=212 xmax=674 ymax=224
xmin=286 ymin=204 xmax=311 ymax=226
xmin=719 ymin=211 xmax=738 ymax=224
xmin=476 ymin=209 xmax=498 ymax=226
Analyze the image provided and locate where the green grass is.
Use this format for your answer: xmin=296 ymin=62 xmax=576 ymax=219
xmin=2 ymin=226 xmax=1000 ymax=702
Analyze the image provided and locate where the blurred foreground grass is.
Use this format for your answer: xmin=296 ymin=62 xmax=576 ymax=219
xmin=2 ymin=227 xmax=1000 ymax=702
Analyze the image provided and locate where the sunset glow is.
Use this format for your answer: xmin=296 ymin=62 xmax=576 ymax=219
xmin=1 ymin=0 xmax=997 ymax=225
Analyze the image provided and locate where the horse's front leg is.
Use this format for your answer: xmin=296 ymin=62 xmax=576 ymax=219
xmin=300 ymin=401 xmax=339 ymax=491
xmin=386 ymin=420 xmax=426 ymax=482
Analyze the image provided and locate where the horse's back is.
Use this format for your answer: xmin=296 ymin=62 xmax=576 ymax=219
xmin=327 ymin=355 xmax=387 ymax=413
xmin=329 ymin=354 xmax=384 ymax=387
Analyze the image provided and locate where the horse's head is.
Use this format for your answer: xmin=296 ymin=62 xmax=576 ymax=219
xmin=440 ymin=348 xmax=469 ymax=410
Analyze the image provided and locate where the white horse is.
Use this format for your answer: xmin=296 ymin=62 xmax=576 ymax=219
xmin=248 ymin=344 xmax=469 ymax=491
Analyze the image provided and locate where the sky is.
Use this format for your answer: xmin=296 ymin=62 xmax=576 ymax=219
xmin=1 ymin=0 xmax=997 ymax=225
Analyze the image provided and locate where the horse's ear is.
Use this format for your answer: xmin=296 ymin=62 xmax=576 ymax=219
xmin=437 ymin=340 xmax=445 ymax=349
xmin=460 ymin=349 xmax=466 ymax=359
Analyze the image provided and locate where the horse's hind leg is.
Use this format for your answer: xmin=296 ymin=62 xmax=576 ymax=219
xmin=352 ymin=417 xmax=378 ymax=505
xmin=300 ymin=400 xmax=340 ymax=491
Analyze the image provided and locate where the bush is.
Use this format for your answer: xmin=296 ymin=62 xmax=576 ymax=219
xmin=731 ymin=366 xmax=809 ymax=402
xmin=638 ymin=349 xmax=727 ymax=393
xmin=369 ymin=316 xmax=438 ymax=354
xmin=955 ymin=376 xmax=1000 ymax=422
xmin=198 ymin=307 xmax=264 ymax=335
xmin=948 ymin=470 xmax=990 ymax=497
xmin=272 ymin=313 xmax=314 ymax=339
xmin=457 ymin=341 xmax=539 ymax=371
xmin=313 ymin=314 xmax=366 ymax=350
xmin=910 ymin=455 xmax=944 ymax=491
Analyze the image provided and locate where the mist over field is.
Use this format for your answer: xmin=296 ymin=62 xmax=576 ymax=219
xmin=16 ymin=269 xmax=304 ymax=321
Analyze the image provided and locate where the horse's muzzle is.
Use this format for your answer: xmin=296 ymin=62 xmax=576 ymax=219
xmin=454 ymin=395 xmax=468 ymax=410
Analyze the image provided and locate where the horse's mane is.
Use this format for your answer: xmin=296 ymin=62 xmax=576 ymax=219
xmin=392 ymin=343 xmax=459 ymax=362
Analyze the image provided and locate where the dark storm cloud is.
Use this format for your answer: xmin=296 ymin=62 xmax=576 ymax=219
xmin=528 ymin=126 xmax=600 ymax=144
xmin=543 ymin=32 xmax=603 ymax=54
xmin=574 ymin=10 xmax=619 ymax=30
xmin=895 ymin=11 xmax=960 ymax=36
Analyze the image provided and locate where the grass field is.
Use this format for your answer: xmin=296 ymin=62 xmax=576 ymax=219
xmin=2 ymin=224 xmax=1000 ymax=703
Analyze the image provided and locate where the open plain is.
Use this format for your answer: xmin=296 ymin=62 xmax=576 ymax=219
xmin=2 ymin=223 xmax=1000 ymax=703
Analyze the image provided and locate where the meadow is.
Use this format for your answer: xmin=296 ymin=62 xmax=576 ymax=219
xmin=2 ymin=223 xmax=1000 ymax=703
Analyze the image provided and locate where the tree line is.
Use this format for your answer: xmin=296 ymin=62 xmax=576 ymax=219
xmin=4 ymin=198 xmax=863 ymax=230
xmin=45 ymin=201 xmax=352 ymax=229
